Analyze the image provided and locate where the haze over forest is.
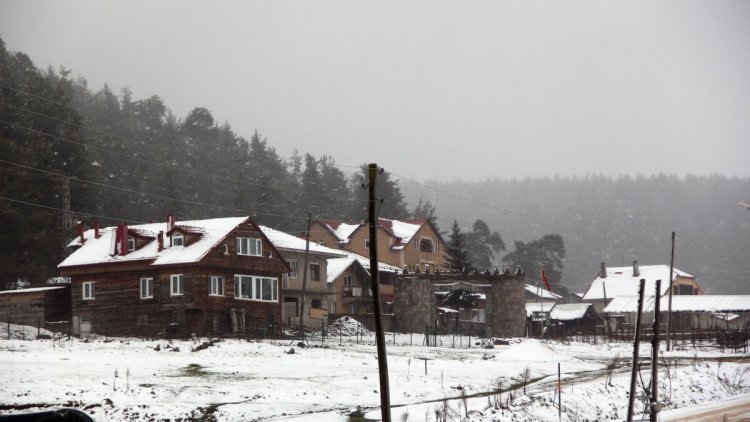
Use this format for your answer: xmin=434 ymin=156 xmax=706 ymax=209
xmin=1 ymin=36 xmax=748 ymax=296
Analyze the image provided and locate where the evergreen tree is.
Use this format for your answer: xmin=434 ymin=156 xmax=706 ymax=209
xmin=412 ymin=198 xmax=439 ymax=232
xmin=445 ymin=220 xmax=470 ymax=272
xmin=466 ymin=219 xmax=505 ymax=271
xmin=349 ymin=165 xmax=409 ymax=221
xmin=502 ymin=234 xmax=565 ymax=288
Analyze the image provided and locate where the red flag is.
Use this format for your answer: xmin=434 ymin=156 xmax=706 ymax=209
xmin=541 ymin=270 xmax=552 ymax=292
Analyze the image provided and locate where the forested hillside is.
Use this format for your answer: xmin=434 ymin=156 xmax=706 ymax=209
xmin=0 ymin=38 xmax=413 ymax=285
xmin=402 ymin=175 xmax=750 ymax=294
xmin=2 ymin=37 xmax=748 ymax=295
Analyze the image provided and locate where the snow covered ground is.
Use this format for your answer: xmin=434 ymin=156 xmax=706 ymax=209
xmin=2 ymin=321 xmax=750 ymax=421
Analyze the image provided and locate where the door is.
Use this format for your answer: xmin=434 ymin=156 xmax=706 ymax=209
xmin=80 ymin=316 xmax=92 ymax=338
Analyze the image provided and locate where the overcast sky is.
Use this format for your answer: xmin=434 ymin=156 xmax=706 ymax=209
xmin=2 ymin=1 xmax=749 ymax=181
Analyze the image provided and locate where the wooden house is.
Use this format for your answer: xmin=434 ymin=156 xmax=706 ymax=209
xmin=58 ymin=216 xmax=289 ymax=338
xmin=0 ymin=285 xmax=71 ymax=335
xmin=309 ymin=218 xmax=446 ymax=271
xmin=259 ymin=225 xmax=346 ymax=327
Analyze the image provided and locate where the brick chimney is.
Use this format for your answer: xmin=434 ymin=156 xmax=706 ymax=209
xmin=94 ymin=222 xmax=100 ymax=239
xmin=633 ymin=260 xmax=640 ymax=277
xmin=119 ymin=223 xmax=129 ymax=256
xmin=600 ymin=262 xmax=607 ymax=278
xmin=158 ymin=231 xmax=164 ymax=252
xmin=76 ymin=221 xmax=84 ymax=243
xmin=167 ymin=214 xmax=176 ymax=232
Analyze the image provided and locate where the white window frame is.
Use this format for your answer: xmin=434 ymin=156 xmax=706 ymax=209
xmin=344 ymin=275 xmax=352 ymax=287
xmin=209 ymin=276 xmax=224 ymax=296
xmin=140 ymin=277 xmax=153 ymax=299
xmin=287 ymin=260 xmax=298 ymax=278
xmin=82 ymin=281 xmax=95 ymax=300
xmin=233 ymin=274 xmax=278 ymax=302
xmin=364 ymin=237 xmax=370 ymax=249
xmin=170 ymin=274 xmax=184 ymax=296
xmin=236 ymin=237 xmax=262 ymax=256
xmin=172 ymin=232 xmax=184 ymax=247
xmin=128 ymin=236 xmax=136 ymax=251
xmin=310 ymin=262 xmax=321 ymax=282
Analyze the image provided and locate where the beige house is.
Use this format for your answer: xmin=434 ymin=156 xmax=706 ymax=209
xmin=259 ymin=226 xmax=347 ymax=327
xmin=310 ymin=218 xmax=446 ymax=271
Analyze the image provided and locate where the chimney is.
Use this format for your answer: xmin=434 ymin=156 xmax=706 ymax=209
xmin=158 ymin=231 xmax=164 ymax=252
xmin=167 ymin=214 xmax=176 ymax=232
xmin=76 ymin=221 xmax=84 ymax=243
xmin=120 ymin=223 xmax=129 ymax=256
xmin=94 ymin=222 xmax=100 ymax=239
xmin=600 ymin=262 xmax=607 ymax=278
xmin=633 ymin=260 xmax=640 ymax=277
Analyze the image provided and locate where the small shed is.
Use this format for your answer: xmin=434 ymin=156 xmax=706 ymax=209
xmin=0 ymin=286 xmax=71 ymax=334
xmin=550 ymin=303 xmax=600 ymax=327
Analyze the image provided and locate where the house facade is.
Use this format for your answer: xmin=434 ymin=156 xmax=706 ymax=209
xmin=310 ymin=218 xmax=446 ymax=271
xmin=326 ymin=253 xmax=401 ymax=316
xmin=259 ymin=225 xmax=346 ymax=327
xmin=58 ymin=216 xmax=289 ymax=338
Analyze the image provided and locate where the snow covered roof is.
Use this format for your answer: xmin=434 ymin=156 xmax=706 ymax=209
xmin=316 ymin=218 xmax=435 ymax=250
xmin=550 ymin=303 xmax=592 ymax=321
xmin=603 ymin=295 xmax=750 ymax=313
xmin=316 ymin=220 xmax=361 ymax=243
xmin=525 ymin=302 xmax=556 ymax=317
xmin=0 ymin=286 xmax=66 ymax=295
xmin=525 ymin=284 xmax=562 ymax=300
xmin=326 ymin=252 xmax=402 ymax=284
xmin=59 ymin=217 xmax=250 ymax=268
xmin=259 ymin=226 xmax=347 ymax=257
xmin=582 ymin=265 xmax=693 ymax=301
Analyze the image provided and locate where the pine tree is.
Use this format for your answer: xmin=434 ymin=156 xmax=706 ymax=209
xmin=445 ymin=220 xmax=470 ymax=273
xmin=502 ymin=234 xmax=565 ymax=289
xmin=412 ymin=198 xmax=440 ymax=233
xmin=466 ymin=219 xmax=505 ymax=271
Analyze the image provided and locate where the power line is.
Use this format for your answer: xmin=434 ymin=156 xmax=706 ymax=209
xmin=0 ymin=158 xmax=310 ymax=222
xmin=0 ymin=194 xmax=144 ymax=224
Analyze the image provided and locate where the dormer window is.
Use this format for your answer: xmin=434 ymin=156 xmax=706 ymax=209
xmin=127 ymin=236 xmax=136 ymax=251
xmin=173 ymin=232 xmax=184 ymax=247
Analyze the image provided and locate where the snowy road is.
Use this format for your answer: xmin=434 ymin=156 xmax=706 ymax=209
xmin=659 ymin=393 xmax=750 ymax=421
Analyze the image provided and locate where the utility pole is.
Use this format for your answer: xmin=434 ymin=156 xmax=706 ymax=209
xmin=650 ymin=279 xmax=662 ymax=422
xmin=627 ymin=278 xmax=646 ymax=422
xmin=666 ymin=231 xmax=676 ymax=351
xmin=61 ymin=176 xmax=74 ymax=257
xmin=368 ymin=163 xmax=391 ymax=422
xmin=298 ymin=212 xmax=312 ymax=342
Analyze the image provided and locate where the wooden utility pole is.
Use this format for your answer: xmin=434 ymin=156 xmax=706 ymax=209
xmin=368 ymin=163 xmax=392 ymax=422
xmin=298 ymin=212 xmax=312 ymax=342
xmin=627 ymin=278 xmax=646 ymax=422
xmin=666 ymin=231 xmax=676 ymax=351
xmin=650 ymin=279 xmax=662 ymax=422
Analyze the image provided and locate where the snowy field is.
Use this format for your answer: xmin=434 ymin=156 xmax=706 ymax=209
xmin=2 ymin=320 xmax=750 ymax=421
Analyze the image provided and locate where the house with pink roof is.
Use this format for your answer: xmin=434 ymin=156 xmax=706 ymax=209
xmin=309 ymin=218 xmax=446 ymax=272
xmin=58 ymin=216 xmax=290 ymax=338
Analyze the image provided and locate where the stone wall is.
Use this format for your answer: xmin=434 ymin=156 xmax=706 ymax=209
xmin=393 ymin=274 xmax=526 ymax=338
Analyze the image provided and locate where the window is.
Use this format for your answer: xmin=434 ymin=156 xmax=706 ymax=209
xmin=172 ymin=232 xmax=184 ymax=246
xmin=344 ymin=275 xmax=352 ymax=287
xmin=209 ymin=276 xmax=224 ymax=296
xmin=236 ymin=237 xmax=261 ymax=256
xmin=82 ymin=281 xmax=95 ymax=300
xmin=234 ymin=275 xmax=278 ymax=302
xmin=311 ymin=299 xmax=322 ymax=309
xmin=365 ymin=237 xmax=370 ymax=249
xmin=170 ymin=274 xmax=184 ymax=296
xmin=128 ymin=236 xmax=136 ymax=251
xmin=223 ymin=244 xmax=229 ymax=255
xmin=140 ymin=277 xmax=153 ymax=299
xmin=419 ymin=238 xmax=434 ymax=253
xmin=310 ymin=263 xmax=321 ymax=281
xmin=287 ymin=260 xmax=298 ymax=278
